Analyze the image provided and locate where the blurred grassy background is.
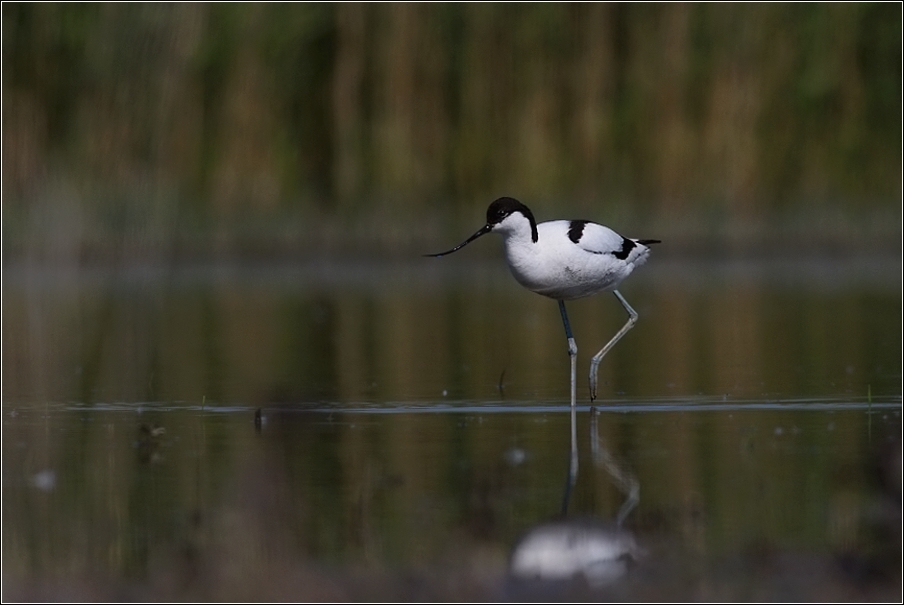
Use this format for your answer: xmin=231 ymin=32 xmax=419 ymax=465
xmin=2 ymin=3 xmax=901 ymax=261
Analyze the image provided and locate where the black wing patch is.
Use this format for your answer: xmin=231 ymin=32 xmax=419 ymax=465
xmin=612 ymin=238 xmax=636 ymax=260
xmin=572 ymin=223 xmax=658 ymax=259
xmin=567 ymin=220 xmax=589 ymax=244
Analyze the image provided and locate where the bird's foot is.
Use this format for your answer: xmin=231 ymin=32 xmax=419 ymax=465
xmin=589 ymin=361 xmax=600 ymax=402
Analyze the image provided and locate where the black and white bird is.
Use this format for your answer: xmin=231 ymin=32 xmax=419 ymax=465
xmin=426 ymin=197 xmax=659 ymax=407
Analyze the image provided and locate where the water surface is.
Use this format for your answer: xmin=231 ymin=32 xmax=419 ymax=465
xmin=3 ymin=255 xmax=901 ymax=600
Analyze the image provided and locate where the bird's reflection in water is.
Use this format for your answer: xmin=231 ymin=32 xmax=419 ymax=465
xmin=508 ymin=406 xmax=641 ymax=590
xmin=589 ymin=407 xmax=639 ymax=528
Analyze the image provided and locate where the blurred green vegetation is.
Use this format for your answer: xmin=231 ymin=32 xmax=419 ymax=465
xmin=2 ymin=3 xmax=901 ymax=259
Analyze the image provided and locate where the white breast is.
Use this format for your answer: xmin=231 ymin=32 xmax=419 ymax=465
xmin=501 ymin=220 xmax=648 ymax=301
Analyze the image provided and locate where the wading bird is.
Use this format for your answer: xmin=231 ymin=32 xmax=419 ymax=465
xmin=426 ymin=197 xmax=659 ymax=408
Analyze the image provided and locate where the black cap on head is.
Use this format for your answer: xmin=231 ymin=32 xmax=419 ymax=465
xmin=487 ymin=197 xmax=538 ymax=242
xmin=424 ymin=197 xmax=538 ymax=257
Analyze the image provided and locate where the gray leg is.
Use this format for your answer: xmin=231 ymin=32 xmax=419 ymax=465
xmin=589 ymin=290 xmax=637 ymax=401
xmin=558 ymin=300 xmax=578 ymax=410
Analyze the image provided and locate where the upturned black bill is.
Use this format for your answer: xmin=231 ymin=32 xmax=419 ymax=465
xmin=424 ymin=224 xmax=493 ymax=257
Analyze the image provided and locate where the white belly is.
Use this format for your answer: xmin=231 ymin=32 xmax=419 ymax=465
xmin=503 ymin=238 xmax=644 ymax=301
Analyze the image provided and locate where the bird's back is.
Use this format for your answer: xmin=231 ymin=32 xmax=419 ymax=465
xmin=502 ymin=219 xmax=655 ymax=301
